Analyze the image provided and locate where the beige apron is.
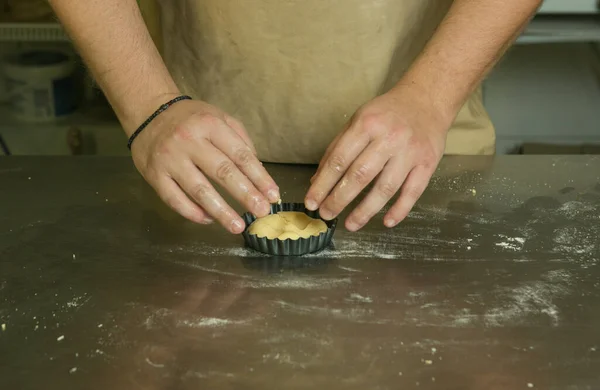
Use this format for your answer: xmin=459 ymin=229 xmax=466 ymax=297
xmin=141 ymin=0 xmax=496 ymax=163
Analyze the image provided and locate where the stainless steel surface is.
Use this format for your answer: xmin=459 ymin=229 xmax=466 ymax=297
xmin=1 ymin=156 xmax=600 ymax=390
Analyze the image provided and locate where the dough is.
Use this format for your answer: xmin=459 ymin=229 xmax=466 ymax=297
xmin=248 ymin=212 xmax=327 ymax=240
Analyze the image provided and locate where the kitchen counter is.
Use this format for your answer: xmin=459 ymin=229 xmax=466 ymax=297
xmin=1 ymin=156 xmax=600 ymax=390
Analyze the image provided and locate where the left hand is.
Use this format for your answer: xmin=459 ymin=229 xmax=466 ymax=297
xmin=305 ymin=85 xmax=450 ymax=231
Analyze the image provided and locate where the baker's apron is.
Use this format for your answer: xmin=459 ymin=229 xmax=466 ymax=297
xmin=140 ymin=0 xmax=496 ymax=163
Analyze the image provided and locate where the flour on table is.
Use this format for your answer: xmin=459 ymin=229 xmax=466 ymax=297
xmin=337 ymin=265 xmax=362 ymax=273
xmin=143 ymin=307 xmax=254 ymax=330
xmin=165 ymin=221 xmax=454 ymax=260
xmin=484 ymin=271 xmax=573 ymax=327
xmin=177 ymin=318 xmax=249 ymax=328
xmin=558 ymin=201 xmax=595 ymax=219
xmin=347 ymin=293 xmax=373 ymax=303
xmin=401 ymin=270 xmax=573 ymax=328
xmin=494 ymin=235 xmax=525 ymax=252
xmin=66 ymin=294 xmax=91 ymax=309
xmin=169 ymin=258 xmax=352 ymax=290
xmin=145 ymin=357 xmax=165 ymax=369
xmin=275 ymin=300 xmax=389 ymax=325
xmin=238 ymin=277 xmax=351 ymax=290
xmin=183 ymin=371 xmax=235 ymax=380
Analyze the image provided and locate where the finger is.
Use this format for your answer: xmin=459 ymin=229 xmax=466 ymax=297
xmin=210 ymin=122 xmax=280 ymax=204
xmin=189 ymin=140 xmax=271 ymax=218
xmin=305 ymin=127 xmax=369 ymax=211
xmin=318 ymin=141 xmax=391 ymax=221
xmin=224 ymin=115 xmax=257 ymax=155
xmin=311 ymin=135 xmax=340 ymax=184
xmin=344 ymin=156 xmax=411 ymax=231
xmin=311 ymin=123 xmax=348 ymax=183
xmin=171 ymin=161 xmax=246 ymax=234
xmin=152 ymin=175 xmax=213 ymax=225
xmin=384 ymin=165 xmax=434 ymax=228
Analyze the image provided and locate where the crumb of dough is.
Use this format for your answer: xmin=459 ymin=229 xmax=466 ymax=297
xmin=248 ymin=212 xmax=327 ymax=240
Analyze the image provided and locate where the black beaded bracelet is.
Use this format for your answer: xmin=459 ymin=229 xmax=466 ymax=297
xmin=127 ymin=95 xmax=192 ymax=150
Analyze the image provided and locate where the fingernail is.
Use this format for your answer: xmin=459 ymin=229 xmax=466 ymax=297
xmin=305 ymin=199 xmax=318 ymax=211
xmin=384 ymin=218 xmax=396 ymax=228
xmin=231 ymin=219 xmax=245 ymax=233
xmin=268 ymin=189 xmax=280 ymax=203
xmin=320 ymin=208 xmax=333 ymax=221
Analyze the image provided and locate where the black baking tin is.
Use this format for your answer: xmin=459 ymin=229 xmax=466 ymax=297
xmin=241 ymin=202 xmax=337 ymax=256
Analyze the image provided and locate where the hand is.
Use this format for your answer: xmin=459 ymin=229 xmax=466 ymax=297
xmin=130 ymin=96 xmax=280 ymax=233
xmin=305 ymin=86 xmax=449 ymax=231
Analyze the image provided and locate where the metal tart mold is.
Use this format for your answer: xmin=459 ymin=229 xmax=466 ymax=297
xmin=241 ymin=202 xmax=337 ymax=256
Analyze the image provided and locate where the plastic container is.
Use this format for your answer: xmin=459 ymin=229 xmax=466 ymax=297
xmin=3 ymin=49 xmax=79 ymax=122
xmin=241 ymin=203 xmax=337 ymax=256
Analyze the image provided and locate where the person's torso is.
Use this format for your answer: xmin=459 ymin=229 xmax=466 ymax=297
xmin=150 ymin=0 xmax=495 ymax=162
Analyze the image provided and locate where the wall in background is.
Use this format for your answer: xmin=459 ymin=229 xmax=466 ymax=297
xmin=484 ymin=43 xmax=600 ymax=154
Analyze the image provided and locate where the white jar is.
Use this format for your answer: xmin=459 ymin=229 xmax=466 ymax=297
xmin=3 ymin=49 xmax=78 ymax=122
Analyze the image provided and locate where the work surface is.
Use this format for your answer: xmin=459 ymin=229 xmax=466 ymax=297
xmin=1 ymin=156 xmax=600 ymax=390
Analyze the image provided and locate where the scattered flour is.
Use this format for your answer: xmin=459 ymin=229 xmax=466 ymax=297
xmin=484 ymin=273 xmax=572 ymax=327
xmin=559 ymin=201 xmax=595 ymax=219
xmin=259 ymin=330 xmax=333 ymax=347
xmin=304 ymin=239 xmax=408 ymax=260
xmin=143 ymin=307 xmax=253 ymax=330
xmin=553 ymin=226 xmax=579 ymax=245
xmin=177 ymin=318 xmax=250 ymax=328
xmin=166 ymin=227 xmax=455 ymax=261
xmin=495 ymin=235 xmax=526 ymax=252
xmin=542 ymin=269 xmax=573 ymax=284
xmin=262 ymin=351 xmax=311 ymax=368
xmin=337 ymin=265 xmax=362 ymax=273
xmin=168 ymin=262 xmax=253 ymax=279
xmin=275 ymin=300 xmax=389 ymax=324
xmin=169 ymin=259 xmax=353 ymax=290
xmin=183 ymin=371 xmax=235 ymax=380
xmin=552 ymin=226 xmax=596 ymax=257
xmin=401 ymin=270 xmax=573 ymax=328
xmin=239 ymin=277 xmax=351 ymax=290
xmin=66 ymin=294 xmax=90 ymax=309
xmin=347 ymin=293 xmax=373 ymax=303
xmin=145 ymin=357 xmax=165 ymax=368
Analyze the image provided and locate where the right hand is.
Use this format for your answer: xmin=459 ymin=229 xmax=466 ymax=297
xmin=130 ymin=96 xmax=280 ymax=234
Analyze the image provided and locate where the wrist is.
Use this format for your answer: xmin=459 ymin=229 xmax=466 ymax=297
xmin=389 ymin=78 xmax=455 ymax=135
xmin=119 ymin=90 xmax=183 ymax=137
xmin=127 ymin=95 xmax=193 ymax=150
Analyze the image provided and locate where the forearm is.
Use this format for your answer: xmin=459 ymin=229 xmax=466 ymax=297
xmin=398 ymin=0 xmax=542 ymax=126
xmin=48 ymin=0 xmax=180 ymax=135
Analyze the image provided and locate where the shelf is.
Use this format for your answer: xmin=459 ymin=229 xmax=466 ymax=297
xmin=538 ymin=0 xmax=599 ymax=14
xmin=1 ymin=17 xmax=598 ymax=45
xmin=0 ymin=23 xmax=68 ymax=42
xmin=517 ymin=15 xmax=600 ymax=44
xmin=0 ymin=101 xmax=119 ymax=129
xmin=0 ymin=102 xmax=126 ymax=156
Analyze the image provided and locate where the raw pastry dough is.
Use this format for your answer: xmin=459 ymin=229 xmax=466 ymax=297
xmin=248 ymin=212 xmax=327 ymax=240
